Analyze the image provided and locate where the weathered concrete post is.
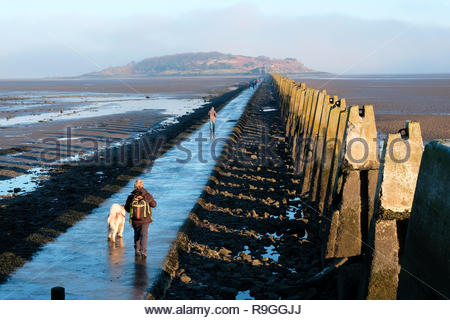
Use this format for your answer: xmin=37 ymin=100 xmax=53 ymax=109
xmin=286 ymin=86 xmax=303 ymax=138
xmin=300 ymin=90 xmax=327 ymax=198
xmin=363 ymin=121 xmax=424 ymax=299
xmin=289 ymin=85 xmax=306 ymax=136
xmin=290 ymin=88 xmax=307 ymax=161
xmin=309 ymin=95 xmax=333 ymax=205
xmin=324 ymin=105 xmax=379 ymax=259
xmin=292 ymin=88 xmax=313 ymax=168
xmin=316 ymin=99 xmax=347 ymax=214
xmin=397 ymin=139 xmax=450 ymax=299
xmin=296 ymin=89 xmax=319 ymax=172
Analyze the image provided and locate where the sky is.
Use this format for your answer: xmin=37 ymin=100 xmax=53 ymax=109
xmin=1 ymin=0 xmax=450 ymax=78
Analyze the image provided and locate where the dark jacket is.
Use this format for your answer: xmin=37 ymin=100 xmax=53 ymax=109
xmin=125 ymin=187 xmax=157 ymax=224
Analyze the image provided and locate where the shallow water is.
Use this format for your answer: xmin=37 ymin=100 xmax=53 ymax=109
xmin=0 ymin=95 xmax=203 ymax=127
xmin=0 ymin=168 xmax=48 ymax=195
xmin=0 ymin=86 xmax=258 ymax=300
xmin=236 ymin=289 xmax=253 ymax=300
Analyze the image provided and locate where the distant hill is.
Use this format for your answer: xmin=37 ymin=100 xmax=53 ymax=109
xmin=84 ymin=52 xmax=313 ymax=77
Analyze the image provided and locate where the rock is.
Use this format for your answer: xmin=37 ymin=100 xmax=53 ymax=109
xmin=176 ymin=268 xmax=185 ymax=276
xmin=13 ymin=188 xmax=21 ymax=193
xmin=240 ymin=252 xmax=252 ymax=262
xmin=207 ymin=249 xmax=220 ymax=258
xmin=252 ymin=259 xmax=263 ymax=267
xmin=180 ymin=274 xmax=192 ymax=284
xmin=219 ymin=247 xmax=232 ymax=257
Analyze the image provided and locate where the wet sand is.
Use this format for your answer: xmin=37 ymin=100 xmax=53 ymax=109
xmin=375 ymin=114 xmax=450 ymax=142
xmin=0 ymin=77 xmax=251 ymax=186
xmin=294 ymin=75 xmax=450 ymax=142
xmin=0 ymin=76 xmax=252 ymax=94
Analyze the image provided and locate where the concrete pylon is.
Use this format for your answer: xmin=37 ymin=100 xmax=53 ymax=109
xmin=363 ymin=121 xmax=424 ymax=299
xmin=316 ymin=98 xmax=347 ymax=214
xmin=397 ymin=139 xmax=450 ymax=299
xmin=290 ymin=86 xmax=306 ymax=135
xmin=296 ymin=89 xmax=319 ymax=172
xmin=299 ymin=90 xmax=327 ymax=198
xmin=290 ymin=88 xmax=307 ymax=161
xmin=375 ymin=121 xmax=424 ymax=219
xmin=309 ymin=95 xmax=333 ymax=205
xmin=292 ymin=88 xmax=313 ymax=167
xmin=286 ymin=86 xmax=303 ymax=138
xmin=324 ymin=105 xmax=379 ymax=259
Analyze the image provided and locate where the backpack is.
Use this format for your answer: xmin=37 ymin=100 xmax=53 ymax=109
xmin=130 ymin=195 xmax=152 ymax=222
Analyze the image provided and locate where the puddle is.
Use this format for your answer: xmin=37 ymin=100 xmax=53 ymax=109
xmin=267 ymin=232 xmax=280 ymax=239
xmin=236 ymin=290 xmax=253 ymax=300
xmin=288 ymin=267 xmax=297 ymax=274
xmin=0 ymin=96 xmax=203 ymax=127
xmin=286 ymin=206 xmax=297 ymax=219
xmin=0 ymin=168 xmax=48 ymax=196
xmin=262 ymin=244 xmax=280 ymax=262
xmin=0 ymin=85 xmax=258 ymax=299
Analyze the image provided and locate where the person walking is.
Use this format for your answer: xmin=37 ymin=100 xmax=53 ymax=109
xmin=208 ymin=106 xmax=217 ymax=136
xmin=125 ymin=179 xmax=157 ymax=258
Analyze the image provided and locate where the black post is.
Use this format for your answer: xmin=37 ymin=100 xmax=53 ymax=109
xmin=51 ymin=286 xmax=65 ymax=300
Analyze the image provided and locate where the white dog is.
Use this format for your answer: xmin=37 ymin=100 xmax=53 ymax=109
xmin=107 ymin=203 xmax=126 ymax=242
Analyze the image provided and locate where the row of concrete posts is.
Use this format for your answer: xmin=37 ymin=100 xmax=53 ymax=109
xmin=272 ymin=74 xmax=449 ymax=299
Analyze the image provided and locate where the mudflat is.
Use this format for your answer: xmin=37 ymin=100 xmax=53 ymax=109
xmin=0 ymin=76 xmax=253 ymax=94
xmin=294 ymin=75 xmax=450 ymax=142
xmin=0 ymin=76 xmax=252 ymax=184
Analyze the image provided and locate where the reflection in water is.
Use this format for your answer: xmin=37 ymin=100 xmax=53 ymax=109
xmin=107 ymin=238 xmax=125 ymax=284
xmin=108 ymin=239 xmax=125 ymax=264
xmin=132 ymin=255 xmax=148 ymax=299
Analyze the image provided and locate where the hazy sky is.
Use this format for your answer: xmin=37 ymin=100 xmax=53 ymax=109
xmin=1 ymin=0 xmax=450 ymax=78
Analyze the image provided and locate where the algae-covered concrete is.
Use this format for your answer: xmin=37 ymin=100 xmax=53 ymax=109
xmin=366 ymin=220 xmax=401 ymax=299
xmin=316 ymin=99 xmax=346 ymax=214
xmin=364 ymin=121 xmax=424 ymax=299
xmin=397 ymin=140 xmax=450 ymax=299
xmin=324 ymin=105 xmax=379 ymax=259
